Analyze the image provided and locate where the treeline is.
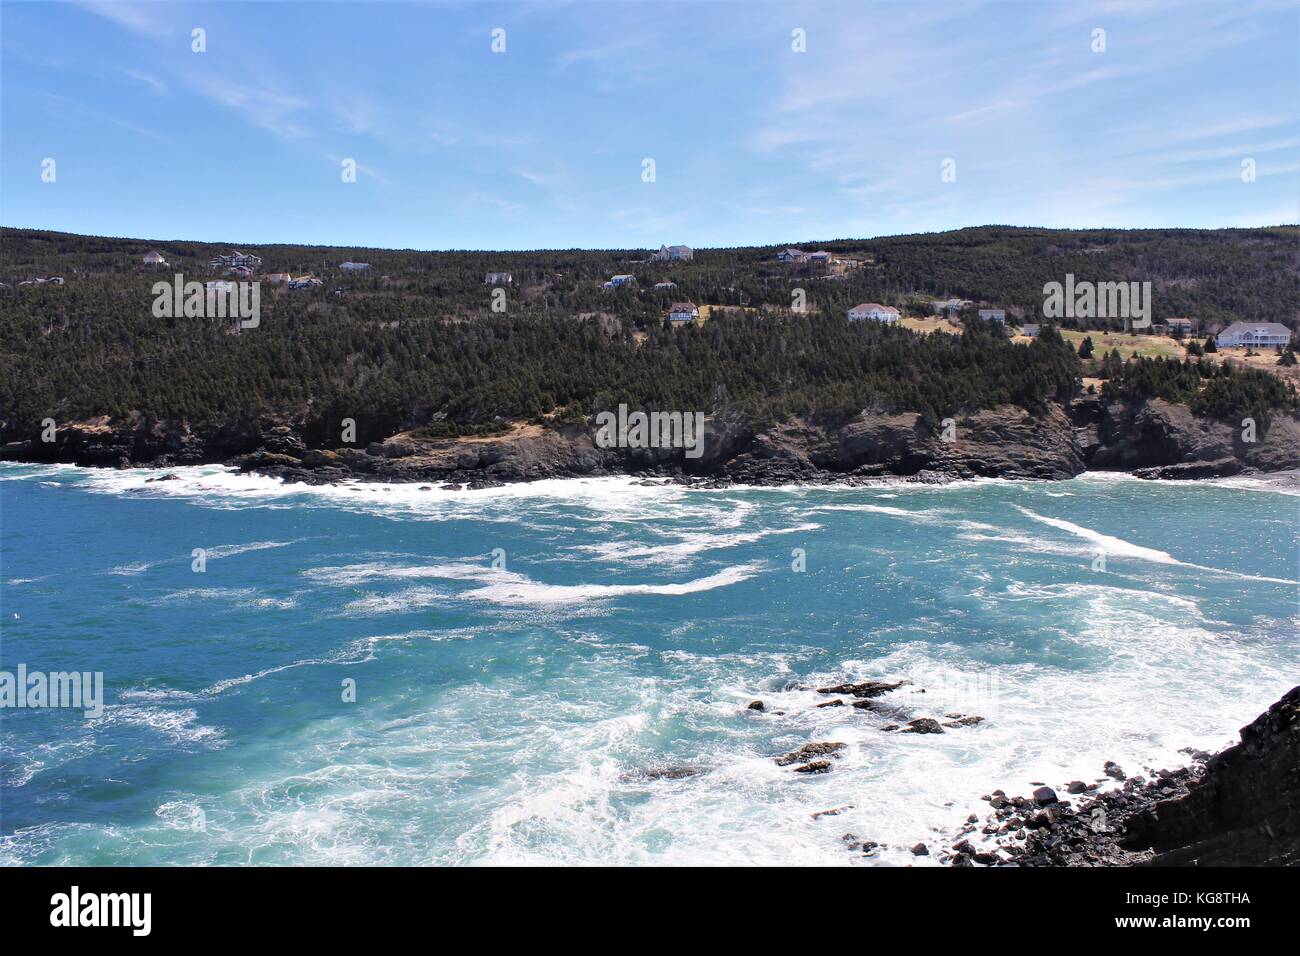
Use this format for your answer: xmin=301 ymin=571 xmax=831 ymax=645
xmin=857 ymin=226 xmax=1300 ymax=331
xmin=0 ymin=271 xmax=1080 ymax=440
xmin=4 ymin=224 xmax=1296 ymax=333
xmin=1101 ymin=354 xmax=1298 ymax=427
xmin=1 ymin=226 xmax=1296 ymax=441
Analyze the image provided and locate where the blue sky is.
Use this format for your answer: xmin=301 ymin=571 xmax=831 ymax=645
xmin=2 ymin=0 xmax=1297 ymax=249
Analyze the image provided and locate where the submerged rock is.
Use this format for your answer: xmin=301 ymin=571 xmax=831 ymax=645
xmin=816 ymin=679 xmax=908 ymax=698
xmin=811 ymin=806 xmax=853 ymax=820
xmin=794 ymin=760 xmax=833 ymax=774
xmin=624 ymin=766 xmax=703 ymax=782
xmin=775 ymin=741 xmax=846 ymax=766
xmin=900 ymin=718 xmax=945 ymax=734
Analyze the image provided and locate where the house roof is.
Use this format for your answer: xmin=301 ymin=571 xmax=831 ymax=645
xmin=850 ymin=303 xmax=898 ymax=313
xmin=1219 ymin=321 xmax=1291 ymax=336
xmin=669 ymin=301 xmax=698 ymax=311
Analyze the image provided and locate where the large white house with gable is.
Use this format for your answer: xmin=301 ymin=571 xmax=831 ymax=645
xmin=848 ymin=303 xmax=901 ymax=324
xmin=1216 ymin=322 xmax=1292 ymax=349
xmin=210 ymin=250 xmax=262 ymax=271
xmin=668 ymin=301 xmax=700 ymax=322
xmin=654 ymin=244 xmax=693 ymax=261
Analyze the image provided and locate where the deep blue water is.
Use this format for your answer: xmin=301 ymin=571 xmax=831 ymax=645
xmin=1 ymin=463 xmax=1296 ymax=865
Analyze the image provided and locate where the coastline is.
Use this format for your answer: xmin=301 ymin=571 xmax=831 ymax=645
xmin=936 ymin=686 xmax=1300 ymax=867
xmin=6 ymin=456 xmax=1300 ymax=497
xmin=5 ymin=394 xmax=1299 ymax=491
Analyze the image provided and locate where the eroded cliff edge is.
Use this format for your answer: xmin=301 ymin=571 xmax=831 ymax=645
xmin=943 ymin=686 xmax=1299 ymax=867
xmin=5 ymin=395 xmax=1298 ymax=486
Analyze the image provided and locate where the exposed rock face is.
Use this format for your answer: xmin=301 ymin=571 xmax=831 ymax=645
xmin=1123 ymin=686 xmax=1300 ymax=866
xmin=817 ymin=680 xmax=909 ymax=698
xmin=3 ymin=396 xmax=1297 ymax=486
xmin=1089 ymin=397 xmax=1300 ymax=476
xmin=774 ymin=741 xmax=847 ymax=767
xmin=945 ymin=687 xmax=1299 ymax=867
xmin=719 ymin=404 xmax=1087 ymax=482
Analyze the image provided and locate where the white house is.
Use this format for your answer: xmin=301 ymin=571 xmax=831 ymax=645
xmin=485 ymin=272 xmax=512 ymax=285
xmin=210 ymin=251 xmax=263 ymax=271
xmin=339 ymin=261 xmax=370 ymax=272
xmin=668 ymin=302 xmax=700 ymax=322
xmin=805 ymin=251 xmax=832 ymax=264
xmin=1216 ymin=322 xmax=1291 ymax=349
xmin=143 ymin=250 xmax=168 ymax=266
xmin=654 ymin=281 xmax=678 ymax=289
xmin=847 ymin=303 xmax=900 ymax=324
xmin=603 ymin=274 xmax=636 ymax=289
xmin=654 ymin=245 xmax=693 ymax=261
xmin=978 ymin=309 xmax=1005 ymax=323
xmin=1020 ymin=323 xmax=1041 ymax=338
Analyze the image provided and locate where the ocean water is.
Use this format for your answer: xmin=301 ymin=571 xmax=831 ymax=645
xmin=1 ymin=462 xmax=1296 ymax=866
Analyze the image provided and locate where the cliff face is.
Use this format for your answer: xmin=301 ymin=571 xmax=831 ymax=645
xmin=1123 ymin=686 xmax=1300 ymax=866
xmin=950 ymin=687 xmax=1300 ymax=867
xmin=2 ymin=398 xmax=1298 ymax=485
xmin=1082 ymin=396 xmax=1300 ymax=479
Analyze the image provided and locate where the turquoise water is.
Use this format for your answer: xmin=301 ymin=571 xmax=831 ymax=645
xmin=1 ymin=463 xmax=1297 ymax=865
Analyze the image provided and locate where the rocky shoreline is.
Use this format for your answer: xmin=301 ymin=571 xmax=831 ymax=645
xmin=4 ymin=395 xmax=1299 ymax=488
xmin=755 ymin=680 xmax=1298 ymax=866
xmin=934 ymin=686 xmax=1300 ymax=867
xmin=739 ymin=680 xmax=1299 ymax=866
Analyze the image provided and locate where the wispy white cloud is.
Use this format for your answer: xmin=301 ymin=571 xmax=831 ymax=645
xmin=188 ymin=76 xmax=312 ymax=140
xmin=74 ymin=1 xmax=172 ymax=39
xmin=123 ymin=68 xmax=166 ymax=94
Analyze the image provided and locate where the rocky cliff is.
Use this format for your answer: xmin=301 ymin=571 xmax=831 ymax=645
xmin=3 ymin=397 xmax=1298 ymax=486
xmin=943 ymin=687 xmax=1299 ymax=866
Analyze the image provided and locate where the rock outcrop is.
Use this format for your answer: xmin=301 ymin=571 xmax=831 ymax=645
xmin=3 ymin=396 xmax=1298 ymax=486
xmin=945 ymin=686 xmax=1299 ymax=867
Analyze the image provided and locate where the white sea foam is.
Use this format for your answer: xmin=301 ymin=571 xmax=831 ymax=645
xmin=306 ymin=558 xmax=763 ymax=607
xmin=576 ymin=522 xmax=820 ymax=565
xmin=89 ymin=705 xmax=223 ymax=747
xmin=4 ymin=460 xmax=1296 ymax=867
xmin=462 ymin=563 xmax=763 ymax=606
xmin=1015 ymin=505 xmax=1300 ymax=585
xmin=809 ymin=503 xmax=943 ymax=522
xmin=107 ymin=540 xmax=295 ymax=576
xmin=1014 ymin=506 xmax=1180 ymax=563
